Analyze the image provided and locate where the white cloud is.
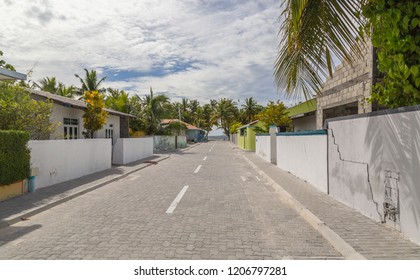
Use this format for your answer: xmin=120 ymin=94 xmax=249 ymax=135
xmin=0 ymin=0 xmax=295 ymax=106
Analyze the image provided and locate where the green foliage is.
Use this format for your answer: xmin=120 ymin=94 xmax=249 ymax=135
xmin=163 ymin=121 xmax=188 ymax=136
xmin=82 ymin=91 xmax=108 ymax=138
xmin=229 ymin=121 xmax=243 ymax=134
xmin=0 ymin=50 xmax=16 ymax=71
xmin=0 ymin=130 xmax=30 ymax=185
xmin=0 ymin=82 xmax=56 ymax=140
xmin=138 ymin=87 xmax=170 ymax=135
xmin=75 ymin=68 xmax=106 ymax=94
xmin=211 ymin=98 xmax=239 ymax=139
xmin=363 ymin=0 xmax=420 ymax=108
xmin=105 ymin=88 xmax=131 ymax=113
xmin=275 ymin=0 xmax=365 ymax=99
xmin=256 ymin=101 xmax=291 ymax=133
xmin=241 ymin=97 xmax=263 ymax=123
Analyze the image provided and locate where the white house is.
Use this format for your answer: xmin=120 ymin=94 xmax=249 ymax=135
xmin=28 ymin=89 xmax=133 ymax=143
xmin=0 ymin=67 xmax=27 ymax=81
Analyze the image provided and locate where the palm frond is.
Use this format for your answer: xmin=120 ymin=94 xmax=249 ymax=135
xmin=275 ymin=0 xmax=366 ymax=99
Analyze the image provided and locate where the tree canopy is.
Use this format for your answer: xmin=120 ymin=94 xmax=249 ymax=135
xmin=0 ymin=82 xmax=56 ymax=140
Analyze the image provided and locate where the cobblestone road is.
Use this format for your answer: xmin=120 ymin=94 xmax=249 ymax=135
xmin=0 ymin=141 xmax=341 ymax=259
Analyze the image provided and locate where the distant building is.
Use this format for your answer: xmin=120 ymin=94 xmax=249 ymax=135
xmin=287 ymin=99 xmax=317 ymax=131
xmin=161 ymin=119 xmax=207 ymax=142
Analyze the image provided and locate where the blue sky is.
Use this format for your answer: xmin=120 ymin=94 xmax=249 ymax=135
xmin=0 ymin=0 xmax=299 ymax=109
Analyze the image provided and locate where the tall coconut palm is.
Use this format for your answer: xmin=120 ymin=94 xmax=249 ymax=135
xmin=75 ymin=68 xmax=106 ymax=95
xmin=211 ymin=98 xmax=238 ymax=140
xmin=275 ymin=0 xmax=365 ymax=99
xmin=142 ymin=87 xmax=169 ymax=135
xmin=35 ymin=77 xmax=59 ymax=94
xmin=241 ymin=97 xmax=262 ymax=123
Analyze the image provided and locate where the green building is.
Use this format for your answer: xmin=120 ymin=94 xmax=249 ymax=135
xmin=237 ymin=120 xmax=263 ymax=151
xmin=286 ymin=99 xmax=317 ymax=131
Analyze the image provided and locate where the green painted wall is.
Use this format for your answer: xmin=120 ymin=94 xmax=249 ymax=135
xmin=237 ymin=121 xmax=263 ymax=151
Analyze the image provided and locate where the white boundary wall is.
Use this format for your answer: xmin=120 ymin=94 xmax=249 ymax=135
xmin=113 ymin=137 xmax=153 ymax=165
xmin=328 ymin=107 xmax=420 ymax=244
xmin=256 ymin=135 xmax=270 ymax=162
xmin=29 ymin=139 xmax=111 ymax=189
xmin=277 ymin=132 xmax=328 ymax=193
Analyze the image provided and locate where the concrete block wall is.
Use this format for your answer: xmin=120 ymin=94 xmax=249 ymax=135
xmin=317 ymin=41 xmax=374 ymax=128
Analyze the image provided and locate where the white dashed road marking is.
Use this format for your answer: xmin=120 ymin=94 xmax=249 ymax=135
xmin=203 ymin=156 xmax=207 ymax=161
xmin=194 ymin=165 xmax=202 ymax=174
xmin=166 ymin=186 xmax=189 ymax=214
xmin=256 ymin=176 xmax=261 ymax=181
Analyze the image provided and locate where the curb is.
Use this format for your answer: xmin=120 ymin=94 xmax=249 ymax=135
xmin=240 ymin=153 xmax=366 ymax=260
xmin=0 ymin=155 xmax=170 ymax=230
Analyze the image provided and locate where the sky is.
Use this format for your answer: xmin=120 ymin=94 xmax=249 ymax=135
xmin=0 ymin=0 xmax=299 ymax=109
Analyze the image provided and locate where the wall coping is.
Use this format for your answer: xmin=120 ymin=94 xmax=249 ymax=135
xmin=325 ymin=104 xmax=420 ymax=128
xmin=276 ymin=130 xmax=327 ymax=136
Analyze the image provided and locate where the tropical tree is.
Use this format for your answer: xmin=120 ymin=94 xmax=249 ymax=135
xmin=141 ymin=87 xmax=169 ymax=135
xmin=211 ymin=98 xmax=238 ymax=140
xmin=0 ymin=50 xmax=15 ymax=71
xmin=35 ymin=77 xmax=59 ymax=94
xmin=0 ymin=82 xmax=56 ymax=140
xmin=229 ymin=121 xmax=243 ymax=135
xmin=57 ymin=83 xmax=77 ymax=98
xmin=241 ymin=97 xmax=263 ymax=123
xmin=199 ymin=103 xmax=215 ymax=137
xmin=105 ymin=88 xmax=131 ymax=113
xmin=75 ymin=68 xmax=106 ymax=95
xmin=274 ymin=0 xmax=365 ymax=99
xmin=255 ymin=101 xmax=291 ymax=133
xmin=82 ymin=90 xmax=108 ymax=138
xmin=188 ymin=99 xmax=200 ymax=126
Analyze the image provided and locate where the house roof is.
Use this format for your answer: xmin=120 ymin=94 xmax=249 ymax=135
xmin=28 ymin=89 xmax=135 ymax=118
xmin=286 ymin=99 xmax=317 ymax=118
xmin=238 ymin=120 xmax=260 ymax=130
xmin=0 ymin=67 xmax=27 ymax=81
xmin=161 ymin=119 xmax=206 ymax=131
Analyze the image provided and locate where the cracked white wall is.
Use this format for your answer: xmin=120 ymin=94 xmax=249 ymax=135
xmin=327 ymin=108 xmax=420 ymax=245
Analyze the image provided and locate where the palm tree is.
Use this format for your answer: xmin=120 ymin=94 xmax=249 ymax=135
xmin=105 ymin=88 xmax=131 ymax=113
xmin=274 ymin=0 xmax=365 ymax=99
xmin=35 ymin=77 xmax=59 ymax=94
xmin=57 ymin=83 xmax=77 ymax=98
xmin=142 ymin=87 xmax=169 ymax=135
xmin=188 ymin=99 xmax=200 ymax=126
xmin=211 ymin=98 xmax=238 ymax=140
xmin=241 ymin=97 xmax=262 ymax=123
xmin=75 ymin=68 xmax=106 ymax=95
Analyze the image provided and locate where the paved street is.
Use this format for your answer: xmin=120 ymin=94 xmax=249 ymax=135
xmin=0 ymin=141 xmax=341 ymax=259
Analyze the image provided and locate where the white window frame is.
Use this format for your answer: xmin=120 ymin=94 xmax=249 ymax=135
xmin=63 ymin=117 xmax=79 ymax=140
xmin=105 ymin=124 xmax=114 ymax=140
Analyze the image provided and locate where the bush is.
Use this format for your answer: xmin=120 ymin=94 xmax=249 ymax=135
xmin=0 ymin=130 xmax=30 ymax=185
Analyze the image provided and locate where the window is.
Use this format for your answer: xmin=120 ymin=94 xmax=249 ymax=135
xmin=105 ymin=124 xmax=113 ymax=140
xmin=63 ymin=118 xmax=79 ymax=139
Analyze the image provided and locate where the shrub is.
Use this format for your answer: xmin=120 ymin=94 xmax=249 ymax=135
xmin=0 ymin=130 xmax=30 ymax=185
